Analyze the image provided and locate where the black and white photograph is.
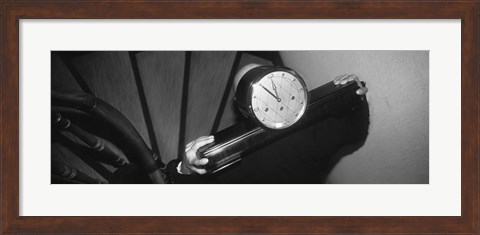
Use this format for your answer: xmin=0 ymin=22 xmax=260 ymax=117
xmin=51 ymin=50 xmax=428 ymax=184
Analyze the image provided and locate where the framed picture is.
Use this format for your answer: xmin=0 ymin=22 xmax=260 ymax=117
xmin=1 ymin=1 xmax=478 ymax=233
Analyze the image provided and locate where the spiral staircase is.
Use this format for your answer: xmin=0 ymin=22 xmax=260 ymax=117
xmin=51 ymin=51 xmax=282 ymax=184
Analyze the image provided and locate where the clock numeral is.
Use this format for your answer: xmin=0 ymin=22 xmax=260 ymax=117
xmin=291 ymin=96 xmax=295 ymax=100
xmin=265 ymin=107 xmax=269 ymax=112
xmin=280 ymin=107 xmax=283 ymax=111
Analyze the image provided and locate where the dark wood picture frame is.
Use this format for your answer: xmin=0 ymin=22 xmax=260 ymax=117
xmin=1 ymin=1 xmax=478 ymax=234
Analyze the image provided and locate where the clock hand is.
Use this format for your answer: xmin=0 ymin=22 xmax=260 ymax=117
xmin=260 ymin=84 xmax=281 ymax=102
xmin=271 ymin=79 xmax=280 ymax=98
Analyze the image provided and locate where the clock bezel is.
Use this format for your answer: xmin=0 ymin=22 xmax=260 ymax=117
xmin=235 ymin=66 xmax=309 ymax=130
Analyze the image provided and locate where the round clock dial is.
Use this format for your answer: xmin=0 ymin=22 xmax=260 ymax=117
xmin=251 ymin=71 xmax=307 ymax=129
xmin=235 ymin=66 xmax=308 ymax=130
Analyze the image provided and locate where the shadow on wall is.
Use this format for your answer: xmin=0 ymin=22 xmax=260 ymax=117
xmin=281 ymin=51 xmax=429 ymax=184
xmin=319 ymin=99 xmax=370 ymax=182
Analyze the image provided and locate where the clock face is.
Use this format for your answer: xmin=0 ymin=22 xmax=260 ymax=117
xmin=250 ymin=71 xmax=308 ymax=129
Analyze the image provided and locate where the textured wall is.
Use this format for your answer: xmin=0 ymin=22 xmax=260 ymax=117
xmin=280 ymin=51 xmax=429 ymax=184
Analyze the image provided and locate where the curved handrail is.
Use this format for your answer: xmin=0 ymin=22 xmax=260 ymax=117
xmin=52 ymin=92 xmax=165 ymax=184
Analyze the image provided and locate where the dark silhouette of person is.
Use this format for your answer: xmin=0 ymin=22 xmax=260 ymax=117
xmin=166 ymin=65 xmax=370 ymax=184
